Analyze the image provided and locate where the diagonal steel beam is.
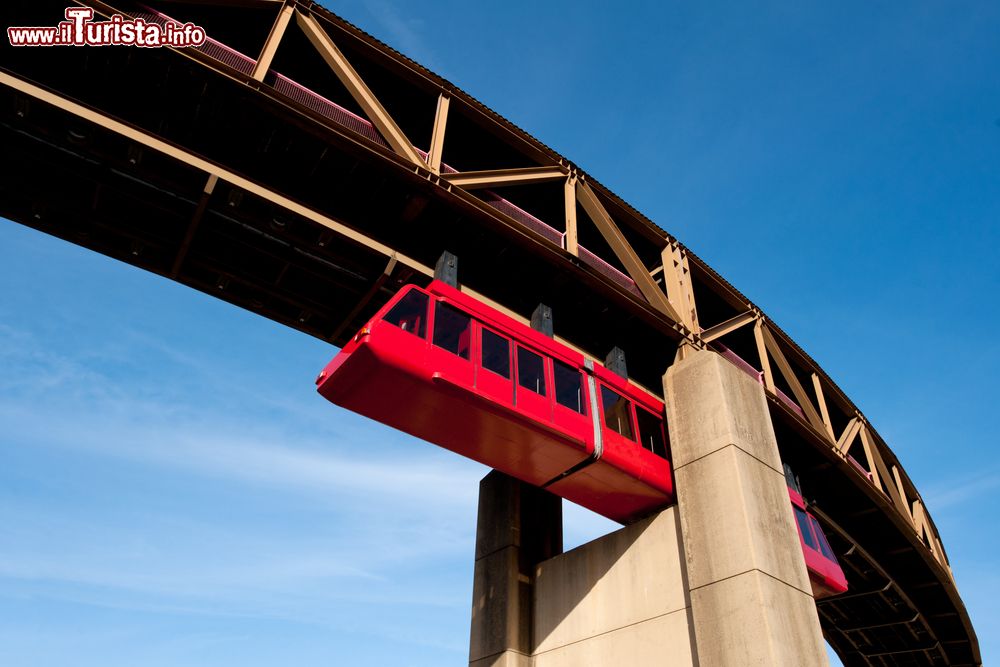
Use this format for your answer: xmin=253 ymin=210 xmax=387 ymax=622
xmin=858 ymin=424 xmax=883 ymax=491
xmin=252 ymin=1 xmax=294 ymax=81
xmin=760 ymin=323 xmax=828 ymax=436
xmin=575 ymin=181 xmax=682 ymax=324
xmin=811 ymin=372 xmax=837 ymax=443
xmin=170 ymin=174 xmax=219 ymax=279
xmin=426 ymin=93 xmax=449 ymax=175
xmin=329 ymin=254 xmax=397 ymax=342
xmin=295 ymin=10 xmax=425 ymax=167
xmin=836 ymin=417 xmax=862 ymax=454
xmin=699 ymin=309 xmax=755 ymax=343
xmin=862 ymin=423 xmax=923 ymax=532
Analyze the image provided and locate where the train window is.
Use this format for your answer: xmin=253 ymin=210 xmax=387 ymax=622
xmin=600 ymin=385 xmax=635 ymax=440
xmin=433 ymin=301 xmax=472 ymax=359
xmin=553 ymin=360 xmax=585 ymax=414
xmin=810 ymin=516 xmax=836 ymax=560
xmin=517 ymin=347 xmax=546 ymax=395
xmin=481 ymin=328 xmax=510 ymax=378
xmin=383 ymin=289 xmax=428 ymax=338
xmin=636 ymin=409 xmax=667 ymax=458
xmin=794 ymin=507 xmax=818 ymax=550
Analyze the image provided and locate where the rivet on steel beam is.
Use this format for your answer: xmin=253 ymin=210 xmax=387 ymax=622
xmin=128 ymin=145 xmax=143 ymax=167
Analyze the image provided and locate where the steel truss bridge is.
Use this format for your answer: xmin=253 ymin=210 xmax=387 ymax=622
xmin=0 ymin=1 xmax=981 ymax=664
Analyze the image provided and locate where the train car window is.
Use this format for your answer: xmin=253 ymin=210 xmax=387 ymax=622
xmin=553 ymin=360 xmax=585 ymax=414
xmin=517 ymin=347 xmax=546 ymax=395
xmin=794 ymin=507 xmax=818 ymax=550
xmin=600 ymin=385 xmax=635 ymax=440
xmin=636 ymin=409 xmax=667 ymax=458
xmin=481 ymin=328 xmax=511 ymax=378
xmin=432 ymin=301 xmax=472 ymax=359
xmin=383 ymin=290 xmax=428 ymax=337
xmin=810 ymin=516 xmax=836 ymax=560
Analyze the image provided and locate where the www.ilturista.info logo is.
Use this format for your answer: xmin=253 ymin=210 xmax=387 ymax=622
xmin=8 ymin=7 xmax=207 ymax=48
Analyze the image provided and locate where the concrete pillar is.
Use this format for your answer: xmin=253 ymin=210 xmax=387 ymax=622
xmin=664 ymin=350 xmax=828 ymax=666
xmin=469 ymin=471 xmax=562 ymax=667
xmin=533 ymin=507 xmax=696 ymax=667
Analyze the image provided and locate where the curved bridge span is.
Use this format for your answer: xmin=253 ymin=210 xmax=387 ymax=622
xmin=0 ymin=1 xmax=980 ymax=663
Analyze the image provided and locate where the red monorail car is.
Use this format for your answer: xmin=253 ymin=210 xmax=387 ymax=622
xmin=789 ymin=486 xmax=849 ymax=597
xmin=316 ymin=281 xmax=848 ymax=597
xmin=315 ymin=280 xmax=674 ymax=523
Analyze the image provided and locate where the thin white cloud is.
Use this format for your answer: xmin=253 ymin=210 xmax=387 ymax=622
xmin=923 ymin=468 xmax=1000 ymax=512
xmin=0 ymin=320 xmax=483 ymax=642
xmin=360 ymin=0 xmax=438 ymax=69
xmin=0 ymin=322 xmax=484 ymax=512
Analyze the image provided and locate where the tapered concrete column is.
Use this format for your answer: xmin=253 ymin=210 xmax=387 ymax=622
xmin=665 ymin=351 xmax=828 ymax=666
xmin=469 ymin=471 xmax=562 ymax=667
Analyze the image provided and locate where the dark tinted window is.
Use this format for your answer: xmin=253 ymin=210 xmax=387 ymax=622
xmin=383 ymin=290 xmax=428 ymax=338
xmin=810 ymin=516 xmax=836 ymax=560
xmin=517 ymin=347 xmax=546 ymax=395
xmin=600 ymin=385 xmax=634 ymax=440
xmin=795 ymin=508 xmax=817 ymax=550
xmin=432 ymin=302 xmax=472 ymax=359
xmin=553 ymin=360 xmax=585 ymax=414
xmin=636 ymin=409 xmax=667 ymax=458
xmin=481 ymin=328 xmax=510 ymax=378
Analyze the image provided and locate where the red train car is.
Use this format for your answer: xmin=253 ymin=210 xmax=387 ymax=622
xmin=315 ymin=280 xmax=673 ymax=523
xmin=789 ymin=486 xmax=849 ymax=598
xmin=316 ymin=281 xmax=848 ymax=597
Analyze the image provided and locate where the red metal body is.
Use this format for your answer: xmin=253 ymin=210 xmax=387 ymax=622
xmin=316 ymin=281 xmax=673 ymax=523
xmin=789 ymin=487 xmax=849 ymax=598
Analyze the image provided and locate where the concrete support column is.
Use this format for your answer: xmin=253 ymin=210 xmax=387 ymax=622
xmin=664 ymin=350 xmax=828 ymax=666
xmin=469 ymin=471 xmax=562 ymax=667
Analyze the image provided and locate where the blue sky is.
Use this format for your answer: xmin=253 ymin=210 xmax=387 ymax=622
xmin=2 ymin=1 xmax=998 ymax=665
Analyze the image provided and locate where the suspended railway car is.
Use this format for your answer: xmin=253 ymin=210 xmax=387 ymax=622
xmin=315 ymin=280 xmax=673 ymax=523
xmin=316 ymin=281 xmax=847 ymax=597
xmin=789 ymin=485 xmax=849 ymax=598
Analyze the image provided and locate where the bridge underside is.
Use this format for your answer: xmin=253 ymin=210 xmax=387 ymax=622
xmin=0 ymin=16 xmax=681 ymax=393
xmin=0 ymin=1 xmax=980 ymax=664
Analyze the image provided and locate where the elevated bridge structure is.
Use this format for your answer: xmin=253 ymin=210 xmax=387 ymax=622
xmin=0 ymin=1 xmax=980 ymax=664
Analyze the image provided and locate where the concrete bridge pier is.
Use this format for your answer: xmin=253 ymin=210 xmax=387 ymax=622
xmin=470 ymin=350 xmax=829 ymax=666
xmin=666 ymin=350 xmax=829 ymax=665
xmin=469 ymin=471 xmax=563 ymax=667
